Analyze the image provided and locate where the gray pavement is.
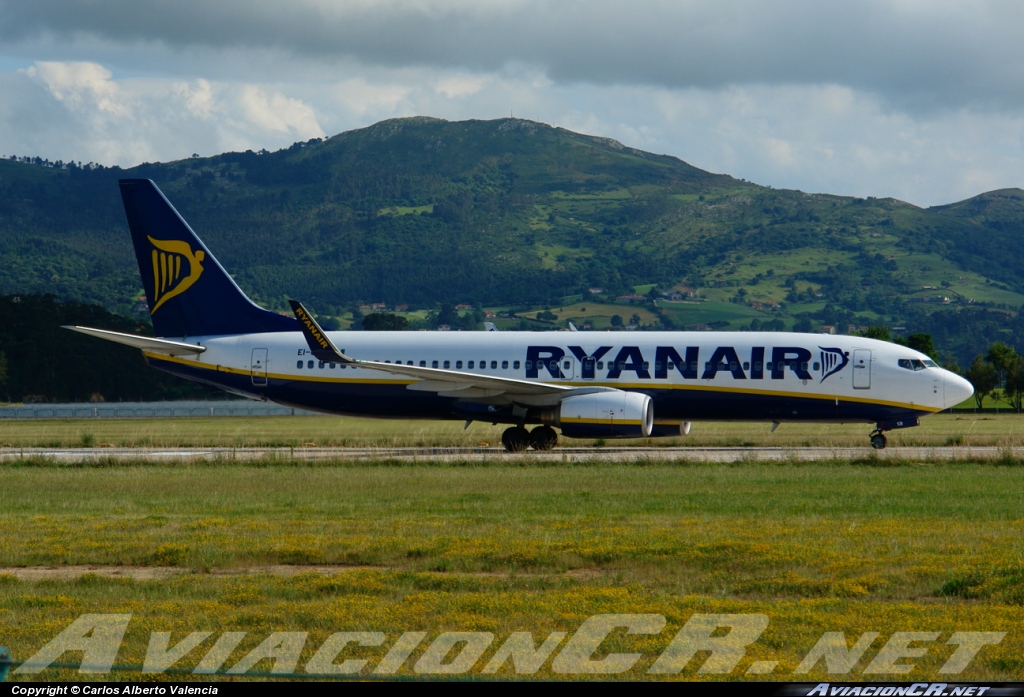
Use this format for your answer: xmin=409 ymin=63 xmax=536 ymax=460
xmin=1 ymin=445 xmax=1019 ymax=463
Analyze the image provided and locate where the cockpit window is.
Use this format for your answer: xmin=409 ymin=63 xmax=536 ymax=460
xmin=898 ymin=358 xmax=929 ymax=371
xmin=922 ymin=359 xmax=938 ymax=368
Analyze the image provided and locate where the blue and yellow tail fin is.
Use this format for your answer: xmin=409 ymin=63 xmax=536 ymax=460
xmin=119 ymin=179 xmax=296 ymax=337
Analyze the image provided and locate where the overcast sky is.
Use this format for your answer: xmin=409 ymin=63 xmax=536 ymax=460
xmin=1 ymin=0 xmax=1022 ymax=206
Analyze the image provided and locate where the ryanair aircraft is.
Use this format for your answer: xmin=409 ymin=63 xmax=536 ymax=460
xmin=67 ymin=180 xmax=973 ymax=451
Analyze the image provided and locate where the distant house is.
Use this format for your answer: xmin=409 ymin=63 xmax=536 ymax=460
xmin=394 ymin=304 xmax=409 ymax=312
xmin=455 ymin=303 xmax=473 ymax=310
xmin=821 ymin=325 xmax=836 ymax=335
xmin=588 ymin=288 xmax=604 ymax=294
xmin=369 ymin=302 xmax=387 ymax=311
xmin=616 ymin=294 xmax=646 ymax=303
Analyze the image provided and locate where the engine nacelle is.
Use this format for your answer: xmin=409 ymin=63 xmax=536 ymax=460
xmin=556 ymin=391 xmax=654 ymax=439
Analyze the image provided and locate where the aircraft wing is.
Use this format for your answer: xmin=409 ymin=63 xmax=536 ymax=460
xmin=64 ymin=326 xmax=207 ymax=355
xmin=290 ymin=301 xmax=612 ymax=404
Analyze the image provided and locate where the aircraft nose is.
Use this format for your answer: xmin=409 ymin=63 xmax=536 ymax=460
xmin=944 ymin=371 xmax=974 ymax=409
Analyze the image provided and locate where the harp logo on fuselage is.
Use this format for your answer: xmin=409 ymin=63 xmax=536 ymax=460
xmin=819 ymin=347 xmax=850 ymax=383
xmin=148 ymin=236 xmax=206 ymax=313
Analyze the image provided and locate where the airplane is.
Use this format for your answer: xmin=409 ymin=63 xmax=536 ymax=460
xmin=66 ymin=179 xmax=974 ymax=452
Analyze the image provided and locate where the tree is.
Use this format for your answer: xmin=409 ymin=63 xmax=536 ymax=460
xmin=905 ymin=333 xmax=937 ymax=358
xmin=362 ymin=313 xmax=408 ymax=331
xmin=986 ymin=342 xmax=1024 ymax=411
xmin=862 ymin=326 xmax=891 ymax=341
xmin=610 ymin=314 xmax=623 ymax=327
xmin=964 ymin=355 xmax=999 ymax=409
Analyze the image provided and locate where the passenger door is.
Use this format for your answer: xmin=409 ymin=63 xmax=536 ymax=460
xmin=251 ymin=348 xmax=268 ymax=386
xmin=853 ymin=349 xmax=871 ymax=389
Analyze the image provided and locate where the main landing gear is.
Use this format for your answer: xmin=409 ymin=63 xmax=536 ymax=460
xmin=501 ymin=425 xmax=558 ymax=452
xmin=869 ymin=430 xmax=887 ymax=450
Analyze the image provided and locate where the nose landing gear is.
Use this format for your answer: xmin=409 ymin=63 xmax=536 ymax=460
xmin=868 ymin=417 xmax=921 ymax=449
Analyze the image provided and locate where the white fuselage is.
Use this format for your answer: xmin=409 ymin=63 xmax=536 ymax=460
xmin=145 ymin=330 xmax=972 ymax=427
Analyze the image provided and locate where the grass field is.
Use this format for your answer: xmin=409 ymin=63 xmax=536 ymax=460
xmin=3 ymin=412 xmax=1024 ymax=448
xmin=1 ymin=459 xmax=1023 ymax=680
xmin=2 ymin=417 xmax=1024 ymax=680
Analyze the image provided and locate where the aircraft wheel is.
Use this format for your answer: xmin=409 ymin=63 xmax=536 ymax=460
xmin=529 ymin=425 xmax=558 ymax=451
xmin=502 ymin=426 xmax=530 ymax=453
xmin=870 ymin=433 xmax=887 ymax=450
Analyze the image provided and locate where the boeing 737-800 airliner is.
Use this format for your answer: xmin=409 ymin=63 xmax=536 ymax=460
xmin=67 ymin=180 xmax=973 ymax=451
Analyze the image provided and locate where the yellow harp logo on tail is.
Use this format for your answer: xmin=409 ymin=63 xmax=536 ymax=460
xmin=148 ymin=236 xmax=206 ymax=313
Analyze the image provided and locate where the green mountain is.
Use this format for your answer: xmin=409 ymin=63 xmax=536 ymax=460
xmin=2 ymin=116 xmax=1024 ymax=365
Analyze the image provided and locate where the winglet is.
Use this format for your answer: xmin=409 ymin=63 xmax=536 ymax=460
xmin=288 ymin=300 xmax=355 ymax=364
xmin=484 ymin=321 xmax=499 ymax=332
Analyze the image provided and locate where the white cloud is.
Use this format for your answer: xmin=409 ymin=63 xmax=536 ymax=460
xmin=24 ymin=60 xmax=130 ymax=117
xmin=237 ymin=86 xmax=323 ymax=138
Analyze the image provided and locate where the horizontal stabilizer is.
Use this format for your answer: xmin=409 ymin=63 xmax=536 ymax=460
xmin=63 ymin=326 xmax=206 ymax=355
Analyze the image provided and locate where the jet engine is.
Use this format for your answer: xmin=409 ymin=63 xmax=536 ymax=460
xmin=555 ymin=391 xmax=654 ymax=438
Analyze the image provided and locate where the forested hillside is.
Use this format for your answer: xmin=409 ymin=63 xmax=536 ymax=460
xmin=2 ymin=116 xmax=1024 ymax=366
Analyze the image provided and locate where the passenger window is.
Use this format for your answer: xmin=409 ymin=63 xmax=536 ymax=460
xmin=340 ymin=364 xmax=347 ymax=369
xmin=813 ymin=362 xmax=820 ymax=371
xmin=329 ymin=363 xmax=335 ymax=370
xmin=690 ymin=361 xmax=698 ymax=372
xmin=432 ymin=360 xmax=439 ymax=368
xmin=468 ymin=361 xmax=474 ymax=369
xmin=642 ymin=361 xmax=649 ymax=370
xmin=801 ymin=362 xmax=808 ymax=371
xmin=524 ymin=361 xmax=531 ymax=370
xmin=443 ymin=360 xmax=450 ymax=369
xmin=503 ymin=360 xmax=509 ymax=369
xmin=743 ymin=362 xmax=750 ymax=371
xmin=296 ymin=360 xmax=303 ymax=369
xmin=618 ymin=362 xmax=626 ymax=370
xmin=456 ymin=361 xmax=463 ymax=369
xmin=655 ymin=362 xmax=663 ymax=371
xmin=419 ymin=360 xmax=426 ymax=367
xmin=307 ymin=360 xmax=314 ymax=369
xmin=729 ymin=361 xmax=737 ymax=371
xmin=755 ymin=362 xmax=762 ymax=371
xmin=562 ymin=361 xmax=570 ymax=370
xmin=767 ymin=362 xmax=774 ymax=371
xmin=705 ymin=362 xmax=712 ymax=371
xmin=597 ymin=361 xmax=604 ymax=369
xmin=491 ymin=361 xmax=497 ymax=369
xmin=513 ymin=360 xmax=520 ymax=369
